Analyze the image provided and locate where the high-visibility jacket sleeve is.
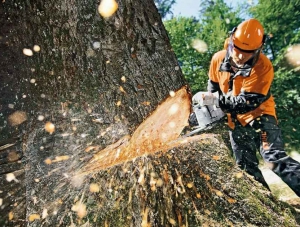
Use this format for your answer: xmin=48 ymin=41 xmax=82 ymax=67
xmin=224 ymin=91 xmax=271 ymax=114
xmin=208 ymin=52 xmax=220 ymax=83
xmin=207 ymin=52 xmax=222 ymax=93
xmin=207 ymin=79 xmax=220 ymax=93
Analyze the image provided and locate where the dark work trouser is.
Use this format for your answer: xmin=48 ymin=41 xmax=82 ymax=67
xmin=229 ymin=115 xmax=300 ymax=197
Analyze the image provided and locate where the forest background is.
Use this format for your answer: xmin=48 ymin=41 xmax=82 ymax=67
xmin=155 ymin=0 xmax=300 ymax=154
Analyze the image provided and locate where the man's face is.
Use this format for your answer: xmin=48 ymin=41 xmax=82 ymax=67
xmin=231 ymin=47 xmax=254 ymax=67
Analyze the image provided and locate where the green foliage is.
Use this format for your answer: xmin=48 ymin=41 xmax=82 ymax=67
xmin=249 ymin=0 xmax=300 ymax=152
xmin=272 ymin=57 xmax=300 ymax=151
xmin=163 ymin=0 xmax=300 ymax=152
xmin=250 ymin=0 xmax=300 ymax=59
xmin=164 ymin=0 xmax=242 ymax=94
xmin=164 ymin=17 xmax=210 ymax=92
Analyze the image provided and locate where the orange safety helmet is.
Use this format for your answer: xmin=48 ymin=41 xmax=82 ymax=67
xmin=223 ymin=18 xmax=267 ymax=70
xmin=232 ymin=18 xmax=265 ymax=51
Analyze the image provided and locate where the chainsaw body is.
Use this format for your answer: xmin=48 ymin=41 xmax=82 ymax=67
xmin=188 ymin=91 xmax=225 ymax=136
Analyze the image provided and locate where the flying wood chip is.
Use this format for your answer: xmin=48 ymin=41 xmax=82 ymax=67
xmin=28 ymin=214 xmax=40 ymax=222
xmin=286 ymin=44 xmax=300 ymax=66
xmin=45 ymin=122 xmax=55 ymax=134
xmin=98 ymin=0 xmax=118 ymax=18
xmin=89 ymin=183 xmax=100 ymax=192
xmin=212 ymin=155 xmax=220 ymax=161
xmin=9 ymin=211 xmax=14 ymax=220
xmin=8 ymin=111 xmax=27 ymax=126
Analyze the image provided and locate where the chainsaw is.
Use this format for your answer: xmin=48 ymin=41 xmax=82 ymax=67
xmin=186 ymin=91 xmax=225 ymax=137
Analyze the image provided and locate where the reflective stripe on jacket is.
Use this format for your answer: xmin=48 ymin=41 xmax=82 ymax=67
xmin=208 ymin=50 xmax=277 ymax=126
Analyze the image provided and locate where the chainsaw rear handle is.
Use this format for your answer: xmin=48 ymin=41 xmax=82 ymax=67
xmin=192 ymin=91 xmax=220 ymax=107
xmin=188 ymin=91 xmax=225 ymax=135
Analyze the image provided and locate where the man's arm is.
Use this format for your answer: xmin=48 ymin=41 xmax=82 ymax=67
xmin=222 ymin=54 xmax=274 ymax=114
xmin=207 ymin=79 xmax=221 ymax=93
xmin=223 ymin=91 xmax=271 ymax=114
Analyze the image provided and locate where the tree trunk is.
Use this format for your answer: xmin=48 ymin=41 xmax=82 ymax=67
xmin=0 ymin=0 xmax=299 ymax=226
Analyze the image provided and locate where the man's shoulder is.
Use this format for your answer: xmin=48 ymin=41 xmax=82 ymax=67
xmin=213 ymin=50 xmax=226 ymax=59
xmin=255 ymin=53 xmax=273 ymax=71
xmin=257 ymin=53 xmax=272 ymax=66
xmin=253 ymin=53 xmax=274 ymax=76
xmin=212 ymin=50 xmax=226 ymax=63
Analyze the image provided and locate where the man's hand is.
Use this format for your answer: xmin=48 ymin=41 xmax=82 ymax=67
xmin=219 ymin=91 xmax=233 ymax=112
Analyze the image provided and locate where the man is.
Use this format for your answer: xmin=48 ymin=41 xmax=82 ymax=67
xmin=207 ymin=18 xmax=300 ymax=196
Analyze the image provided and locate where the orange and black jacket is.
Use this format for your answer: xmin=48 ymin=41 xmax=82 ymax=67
xmin=207 ymin=50 xmax=276 ymax=127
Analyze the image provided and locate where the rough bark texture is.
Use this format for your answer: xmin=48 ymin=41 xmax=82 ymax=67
xmin=0 ymin=0 xmax=185 ymax=140
xmin=0 ymin=0 xmax=300 ymax=227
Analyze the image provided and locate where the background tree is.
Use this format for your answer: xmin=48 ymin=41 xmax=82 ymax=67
xmin=198 ymin=0 xmax=242 ymax=51
xmin=163 ymin=0 xmax=300 ymax=153
xmin=154 ymin=0 xmax=176 ymax=19
xmin=250 ymin=0 xmax=300 ymax=59
xmin=164 ymin=17 xmax=208 ymax=92
xmin=250 ymin=0 xmax=300 ymax=152
xmin=164 ymin=0 xmax=242 ymax=93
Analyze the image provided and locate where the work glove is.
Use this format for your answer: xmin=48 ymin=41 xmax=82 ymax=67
xmin=219 ymin=91 xmax=233 ymax=113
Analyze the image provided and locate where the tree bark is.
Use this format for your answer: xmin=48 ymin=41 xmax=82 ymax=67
xmin=0 ymin=0 xmax=299 ymax=226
